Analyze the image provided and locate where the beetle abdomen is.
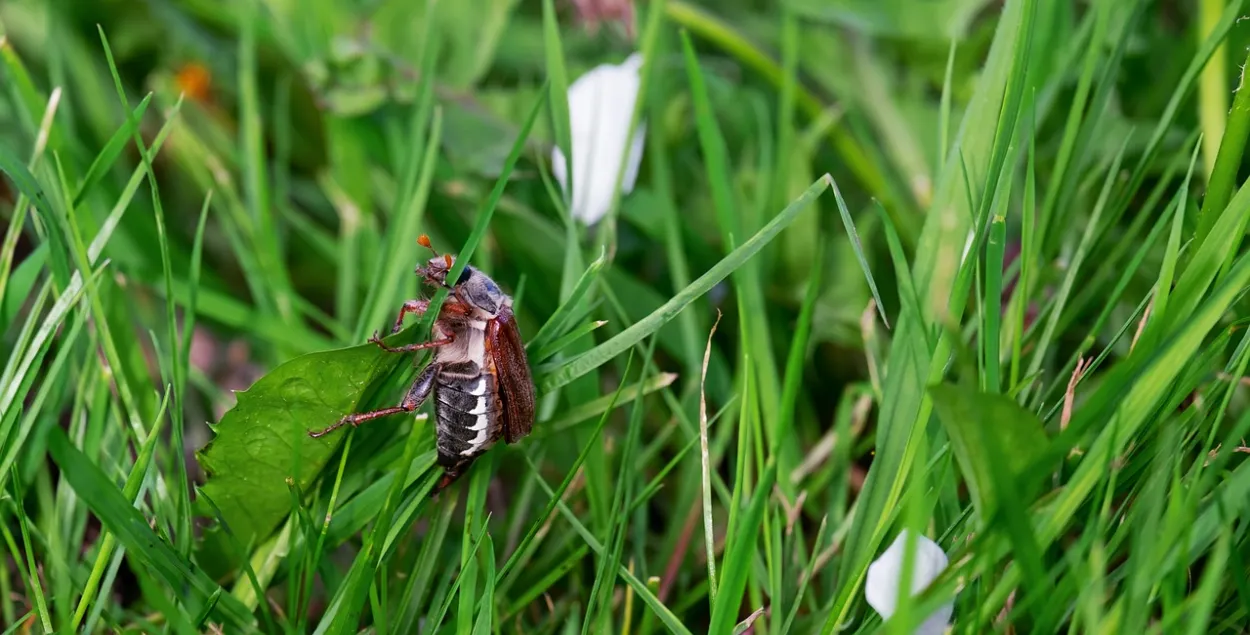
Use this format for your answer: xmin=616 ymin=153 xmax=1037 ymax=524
xmin=433 ymin=360 xmax=504 ymax=467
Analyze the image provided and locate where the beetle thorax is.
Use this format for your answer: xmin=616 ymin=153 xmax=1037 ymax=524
xmin=434 ymin=319 xmax=490 ymax=368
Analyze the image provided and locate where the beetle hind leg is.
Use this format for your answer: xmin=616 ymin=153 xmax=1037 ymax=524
xmin=307 ymin=364 xmax=440 ymax=438
xmin=430 ymin=457 xmax=475 ymax=498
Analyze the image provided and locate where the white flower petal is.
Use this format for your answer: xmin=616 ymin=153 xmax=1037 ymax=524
xmin=552 ymin=53 xmax=646 ymax=225
xmin=865 ymin=530 xmax=954 ymax=635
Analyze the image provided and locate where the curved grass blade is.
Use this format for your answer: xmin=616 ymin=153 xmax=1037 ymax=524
xmin=527 ymin=249 xmax=606 ymax=352
xmin=534 ymin=319 xmax=609 ymax=363
xmin=72 ymin=94 xmax=151 ymax=206
xmin=540 ymin=176 xmax=831 ymax=393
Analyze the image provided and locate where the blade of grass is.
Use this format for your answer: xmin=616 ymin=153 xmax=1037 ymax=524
xmin=355 ymin=101 xmax=443 ymax=341
xmin=542 ymin=0 xmax=573 ymax=211
xmin=830 ymin=180 xmax=890 ymax=330
xmin=71 ymin=389 xmax=180 ymax=629
xmin=533 ymin=319 xmax=609 ymax=363
xmin=457 ymin=454 xmax=492 ymax=635
xmin=1195 ymin=47 xmax=1250 ymax=248
xmin=527 ymin=248 xmax=606 ymax=351
xmin=824 ymin=0 xmax=1041 ymax=628
xmin=97 ymin=34 xmax=197 ymax=561
xmin=535 ymin=371 xmax=677 ymax=438
xmin=680 ymin=29 xmax=785 ymax=451
xmin=709 ymin=459 xmax=778 ymax=633
xmin=540 ymin=176 xmax=829 ymax=392
xmin=498 ymin=353 xmax=636 ymax=585
xmin=586 ymin=343 xmax=652 ymax=632
xmin=9 ymin=473 xmax=52 ymax=633
xmin=666 ymin=1 xmax=886 ymax=204
xmin=46 ymin=427 xmax=253 ymax=627
xmin=698 ymin=310 xmax=722 ymax=602
xmin=527 ymin=455 xmax=693 ymax=635
xmin=425 ymin=514 xmax=491 ymax=633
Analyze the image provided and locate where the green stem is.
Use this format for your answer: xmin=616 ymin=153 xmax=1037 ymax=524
xmin=1198 ymin=0 xmax=1229 ymax=180
xmin=1196 ymin=48 xmax=1250 ymax=271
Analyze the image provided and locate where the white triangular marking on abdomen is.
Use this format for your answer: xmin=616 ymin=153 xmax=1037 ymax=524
xmin=467 ymin=395 xmax=489 ymax=415
xmin=461 ymin=416 xmax=491 ymax=455
xmin=468 ymin=405 xmax=489 ymax=427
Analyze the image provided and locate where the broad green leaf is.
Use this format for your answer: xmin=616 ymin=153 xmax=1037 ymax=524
xmin=929 ymin=383 xmax=1047 ymax=517
xmin=195 ymin=336 xmax=409 ymax=560
xmin=930 ymin=381 xmax=1048 ymax=597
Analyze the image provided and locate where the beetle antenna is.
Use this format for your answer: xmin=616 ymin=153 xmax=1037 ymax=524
xmin=417 ymin=234 xmax=439 ymax=257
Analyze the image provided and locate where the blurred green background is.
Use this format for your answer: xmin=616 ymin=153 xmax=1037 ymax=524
xmin=5 ymin=0 xmax=1250 ymax=632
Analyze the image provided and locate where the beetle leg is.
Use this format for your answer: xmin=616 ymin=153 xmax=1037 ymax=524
xmin=389 ymin=299 xmax=430 ymax=334
xmin=368 ymin=331 xmax=454 ymax=354
xmin=431 ymin=462 xmax=469 ymax=498
xmin=453 ymin=286 xmax=471 ymax=306
xmin=308 ymin=364 xmax=440 ymax=438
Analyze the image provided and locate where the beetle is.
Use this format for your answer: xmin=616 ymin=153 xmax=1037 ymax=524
xmin=308 ymin=236 xmax=536 ymax=495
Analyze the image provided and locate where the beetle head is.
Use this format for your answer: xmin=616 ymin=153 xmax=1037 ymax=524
xmin=415 ymin=235 xmax=458 ymax=286
xmin=416 ymin=253 xmax=462 ymax=287
xmin=414 ymin=235 xmax=509 ymax=316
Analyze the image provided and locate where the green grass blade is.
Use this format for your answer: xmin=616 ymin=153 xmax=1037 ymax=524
xmin=46 ymin=427 xmax=254 ymax=628
xmin=830 ymin=179 xmax=889 ymax=329
xmin=528 ymin=456 xmax=693 ymax=635
xmin=355 ymin=105 xmax=444 ymax=341
xmin=708 ymin=460 xmax=778 ymax=634
xmin=542 ymin=0 xmax=573 ymax=210
xmin=540 ymin=176 xmax=829 ymax=392
xmin=1195 ymin=47 xmax=1250 ymax=247
xmin=498 ymin=353 xmax=636 ymax=586
xmin=528 ymin=248 xmax=606 ymax=351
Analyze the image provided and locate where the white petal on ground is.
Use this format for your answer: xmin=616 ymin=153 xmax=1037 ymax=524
xmin=864 ymin=530 xmax=954 ymax=635
xmin=552 ymin=53 xmax=646 ymax=225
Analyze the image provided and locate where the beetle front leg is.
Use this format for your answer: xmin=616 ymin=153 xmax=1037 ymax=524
xmin=389 ymin=299 xmax=430 ymax=334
